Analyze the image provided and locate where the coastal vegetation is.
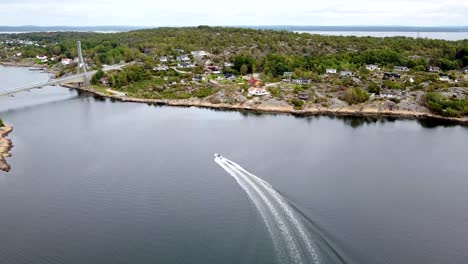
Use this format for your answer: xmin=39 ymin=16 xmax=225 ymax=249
xmin=1 ymin=26 xmax=467 ymax=121
xmin=0 ymin=118 xmax=4 ymax=127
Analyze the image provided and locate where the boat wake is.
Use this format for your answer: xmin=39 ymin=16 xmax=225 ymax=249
xmin=215 ymin=155 xmax=320 ymax=264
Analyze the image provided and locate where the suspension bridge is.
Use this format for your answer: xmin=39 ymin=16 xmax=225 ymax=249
xmin=0 ymin=41 xmax=129 ymax=96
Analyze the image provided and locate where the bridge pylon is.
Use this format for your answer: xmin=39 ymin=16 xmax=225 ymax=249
xmin=77 ymin=41 xmax=89 ymax=87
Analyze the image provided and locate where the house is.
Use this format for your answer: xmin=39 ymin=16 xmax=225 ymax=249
xmin=248 ymin=87 xmax=269 ymax=96
xmin=186 ymin=86 xmax=196 ymax=93
xmin=61 ymin=58 xmax=72 ymax=65
xmin=191 ymin=50 xmax=209 ymax=57
xmin=207 ymin=65 xmax=220 ymax=72
xmin=439 ymin=76 xmax=450 ymax=82
xmin=366 ymin=64 xmax=379 ymax=71
xmin=292 ymin=78 xmax=312 ymax=85
xmin=174 ymin=49 xmax=184 ymax=53
xmin=298 ymin=92 xmax=309 ymax=100
xmin=224 ymin=73 xmax=236 ymax=80
xmin=15 ymin=52 xmax=22 ymax=57
xmin=247 ymin=78 xmax=262 ymax=86
xmin=36 ymin=54 xmax=48 ymax=62
xmin=428 ymin=66 xmax=440 ymax=73
xmin=176 ymin=55 xmax=190 ymax=62
xmin=177 ymin=62 xmax=195 ymax=68
xmin=153 ymin=65 xmax=169 ymax=71
xmin=283 ymin=72 xmax=294 ymax=78
xmin=326 ymin=68 xmax=337 ymax=74
xmin=224 ymin=62 xmax=234 ymax=67
xmin=160 ymin=56 xmax=168 ymax=63
xmin=383 ymin=72 xmax=401 ymax=80
xmin=380 ymin=92 xmax=400 ymax=99
xmin=100 ymin=77 xmax=109 ymax=85
xmin=394 ymin=66 xmax=409 ymax=72
xmin=340 ymin=71 xmax=353 ymax=77
xmin=462 ymin=66 xmax=468 ymax=73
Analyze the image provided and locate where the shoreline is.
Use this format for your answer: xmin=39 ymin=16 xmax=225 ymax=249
xmin=0 ymin=126 xmax=13 ymax=172
xmin=63 ymin=84 xmax=468 ymax=125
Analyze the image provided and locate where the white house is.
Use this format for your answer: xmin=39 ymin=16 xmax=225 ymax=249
xmin=191 ymin=50 xmax=209 ymax=57
xmin=176 ymin=55 xmax=190 ymax=62
xmin=326 ymin=68 xmax=337 ymax=74
xmin=224 ymin=62 xmax=234 ymax=67
xmin=15 ymin=52 xmax=22 ymax=57
xmin=36 ymin=54 xmax=47 ymax=60
xmin=428 ymin=66 xmax=440 ymax=73
xmin=153 ymin=65 xmax=169 ymax=71
xmin=439 ymin=76 xmax=450 ymax=82
xmin=340 ymin=71 xmax=353 ymax=77
xmin=248 ymin=87 xmax=269 ymax=96
xmin=61 ymin=58 xmax=72 ymax=65
xmin=160 ymin=56 xmax=168 ymax=63
xmin=177 ymin=62 xmax=195 ymax=68
xmin=366 ymin=64 xmax=379 ymax=71
xmin=380 ymin=92 xmax=400 ymax=99
xmin=394 ymin=66 xmax=410 ymax=72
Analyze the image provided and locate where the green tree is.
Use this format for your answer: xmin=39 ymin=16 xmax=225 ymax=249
xmin=0 ymin=117 xmax=4 ymax=127
xmin=240 ymin=64 xmax=248 ymax=75
xmin=91 ymin=69 xmax=105 ymax=85
xmin=368 ymin=81 xmax=381 ymax=94
xmin=342 ymin=88 xmax=370 ymax=105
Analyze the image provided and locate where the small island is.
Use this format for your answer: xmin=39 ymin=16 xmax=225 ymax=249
xmin=1 ymin=26 xmax=467 ymax=123
xmin=0 ymin=118 xmax=13 ymax=172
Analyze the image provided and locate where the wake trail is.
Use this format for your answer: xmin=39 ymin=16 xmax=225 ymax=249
xmin=223 ymin=158 xmax=319 ymax=264
xmin=215 ymin=159 xmax=286 ymax=263
xmin=216 ymin=158 xmax=303 ymax=264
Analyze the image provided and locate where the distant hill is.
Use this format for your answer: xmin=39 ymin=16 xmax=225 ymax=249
xmin=242 ymin=25 xmax=468 ymax=32
xmin=0 ymin=25 xmax=149 ymax=33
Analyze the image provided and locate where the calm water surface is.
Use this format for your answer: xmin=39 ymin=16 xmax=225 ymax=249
xmin=296 ymin=31 xmax=468 ymax=41
xmin=0 ymin=66 xmax=468 ymax=264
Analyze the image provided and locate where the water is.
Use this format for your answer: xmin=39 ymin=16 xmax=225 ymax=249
xmin=1 ymin=65 xmax=468 ymax=264
xmin=295 ymin=31 xmax=468 ymax=41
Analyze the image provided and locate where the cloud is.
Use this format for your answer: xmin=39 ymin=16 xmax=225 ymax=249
xmin=0 ymin=0 xmax=467 ymax=26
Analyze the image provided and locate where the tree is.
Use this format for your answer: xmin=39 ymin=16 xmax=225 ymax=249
xmin=91 ymin=69 xmax=105 ymax=85
xmin=368 ymin=81 xmax=381 ymax=94
xmin=0 ymin=117 xmax=4 ymax=127
xmin=240 ymin=64 xmax=248 ymax=75
xmin=342 ymin=88 xmax=370 ymax=105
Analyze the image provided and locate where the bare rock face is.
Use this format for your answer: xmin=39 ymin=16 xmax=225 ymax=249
xmin=262 ymin=98 xmax=290 ymax=107
xmin=328 ymin=98 xmax=347 ymax=109
xmin=380 ymin=100 xmax=399 ymax=111
xmin=234 ymin=94 xmax=248 ymax=103
xmin=0 ymin=126 xmax=13 ymax=172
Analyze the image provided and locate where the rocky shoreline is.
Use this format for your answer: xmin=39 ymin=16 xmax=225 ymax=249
xmin=64 ymin=84 xmax=468 ymax=125
xmin=0 ymin=126 xmax=13 ymax=172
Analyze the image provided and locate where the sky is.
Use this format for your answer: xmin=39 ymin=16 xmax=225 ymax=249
xmin=0 ymin=0 xmax=467 ymax=26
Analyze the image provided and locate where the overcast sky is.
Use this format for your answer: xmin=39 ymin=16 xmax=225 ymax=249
xmin=0 ymin=0 xmax=467 ymax=26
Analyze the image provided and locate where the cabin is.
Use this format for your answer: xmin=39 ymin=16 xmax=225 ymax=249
xmin=428 ymin=66 xmax=440 ymax=73
xmin=177 ymin=62 xmax=195 ymax=68
xmin=439 ymin=76 xmax=451 ymax=82
xmin=383 ymin=72 xmax=401 ymax=80
xmin=247 ymin=78 xmax=262 ymax=87
xmin=366 ymin=64 xmax=379 ymax=71
xmin=298 ymin=92 xmax=309 ymax=100
xmin=394 ymin=66 xmax=409 ymax=72
xmin=380 ymin=92 xmax=400 ymax=99
xmin=61 ymin=58 xmax=71 ymax=65
xmin=36 ymin=54 xmax=47 ymax=60
xmin=176 ymin=55 xmax=190 ymax=62
xmin=283 ymin=72 xmax=294 ymax=78
xmin=326 ymin=68 xmax=337 ymax=74
xmin=153 ymin=65 xmax=169 ymax=71
xmin=340 ymin=71 xmax=353 ymax=77
xmin=191 ymin=50 xmax=209 ymax=57
xmin=291 ymin=78 xmax=312 ymax=85
xmin=100 ymin=77 xmax=109 ymax=85
xmin=248 ymin=87 xmax=269 ymax=96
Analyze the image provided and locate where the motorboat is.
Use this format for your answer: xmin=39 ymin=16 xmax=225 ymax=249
xmin=214 ymin=153 xmax=221 ymax=159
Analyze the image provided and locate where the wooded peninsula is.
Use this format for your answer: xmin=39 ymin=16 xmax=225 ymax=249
xmin=1 ymin=26 xmax=467 ymax=122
